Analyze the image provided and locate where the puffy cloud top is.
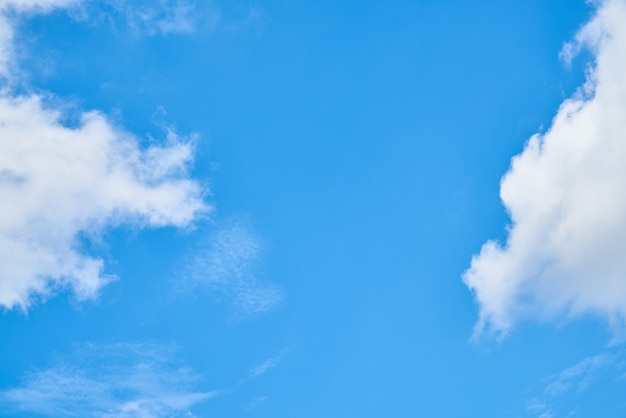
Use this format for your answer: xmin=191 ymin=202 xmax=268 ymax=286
xmin=0 ymin=94 xmax=206 ymax=309
xmin=464 ymin=0 xmax=626 ymax=336
xmin=0 ymin=0 xmax=207 ymax=309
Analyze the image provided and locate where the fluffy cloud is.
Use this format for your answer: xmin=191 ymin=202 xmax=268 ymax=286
xmin=464 ymin=0 xmax=626 ymax=336
xmin=0 ymin=4 xmax=207 ymax=309
xmin=0 ymin=94 xmax=206 ymax=309
xmin=0 ymin=343 xmax=216 ymax=417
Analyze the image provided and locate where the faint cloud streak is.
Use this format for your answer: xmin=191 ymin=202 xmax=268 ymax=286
xmin=75 ymin=0 xmax=221 ymax=37
xmin=0 ymin=343 xmax=217 ymax=418
xmin=525 ymin=348 xmax=626 ymax=417
xmin=248 ymin=351 xmax=285 ymax=379
xmin=182 ymin=221 xmax=283 ymax=318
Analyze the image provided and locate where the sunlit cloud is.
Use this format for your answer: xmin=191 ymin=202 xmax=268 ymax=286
xmin=464 ymin=0 xmax=626 ymax=337
xmin=0 ymin=1 xmax=208 ymax=310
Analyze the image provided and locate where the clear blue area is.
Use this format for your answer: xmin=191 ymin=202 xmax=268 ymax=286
xmin=3 ymin=1 xmax=623 ymax=417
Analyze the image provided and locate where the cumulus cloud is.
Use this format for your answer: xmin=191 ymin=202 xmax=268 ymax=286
xmin=182 ymin=222 xmax=283 ymax=317
xmin=0 ymin=343 xmax=216 ymax=417
xmin=0 ymin=3 xmax=207 ymax=309
xmin=464 ymin=0 xmax=626 ymax=336
xmin=0 ymin=94 xmax=206 ymax=309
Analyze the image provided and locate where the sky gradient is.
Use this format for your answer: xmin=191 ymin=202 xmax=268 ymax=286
xmin=1 ymin=1 xmax=626 ymax=417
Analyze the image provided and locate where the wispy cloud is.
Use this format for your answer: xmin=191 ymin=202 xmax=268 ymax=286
xmin=543 ymin=353 xmax=613 ymax=396
xmin=72 ymin=0 xmax=221 ymax=37
xmin=0 ymin=343 xmax=217 ymax=417
xmin=182 ymin=220 xmax=284 ymax=317
xmin=0 ymin=343 xmax=290 ymax=417
xmin=243 ymin=395 xmax=269 ymax=411
xmin=0 ymin=3 xmax=208 ymax=309
xmin=248 ymin=350 xmax=286 ymax=379
xmin=240 ymin=349 xmax=289 ymax=411
xmin=464 ymin=0 xmax=626 ymax=337
xmin=525 ymin=349 xmax=626 ymax=417
xmin=0 ymin=0 xmax=81 ymax=78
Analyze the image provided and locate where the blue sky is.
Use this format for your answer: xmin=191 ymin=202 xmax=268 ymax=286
xmin=1 ymin=0 xmax=626 ymax=416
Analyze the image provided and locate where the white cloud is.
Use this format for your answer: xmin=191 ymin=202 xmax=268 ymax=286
xmin=0 ymin=343 xmax=216 ymax=417
xmin=182 ymin=221 xmax=283 ymax=317
xmin=0 ymin=4 xmax=207 ymax=309
xmin=0 ymin=93 xmax=207 ymax=309
xmin=463 ymin=0 xmax=626 ymax=336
